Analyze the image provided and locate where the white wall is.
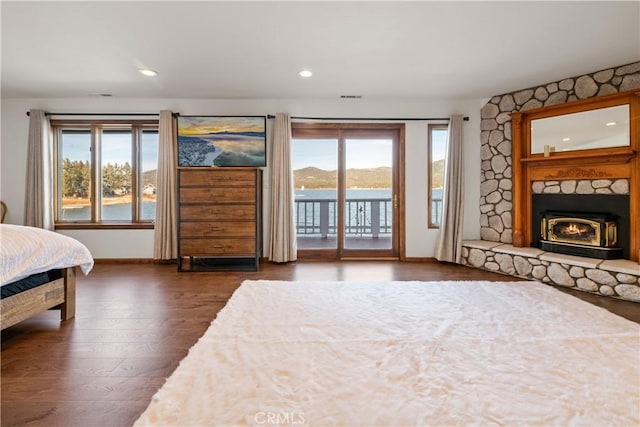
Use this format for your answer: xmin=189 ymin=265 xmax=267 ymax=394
xmin=1 ymin=96 xmax=481 ymax=259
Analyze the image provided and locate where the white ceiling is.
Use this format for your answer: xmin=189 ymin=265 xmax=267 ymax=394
xmin=2 ymin=1 xmax=639 ymax=100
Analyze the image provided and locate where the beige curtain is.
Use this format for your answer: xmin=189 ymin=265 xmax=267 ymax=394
xmin=153 ymin=110 xmax=178 ymax=260
xmin=268 ymin=113 xmax=297 ymax=262
xmin=435 ymin=114 xmax=465 ymax=263
xmin=24 ymin=109 xmax=54 ymax=230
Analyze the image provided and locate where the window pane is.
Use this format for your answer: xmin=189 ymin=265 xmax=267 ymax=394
xmin=292 ymin=138 xmax=338 ymax=249
xmin=60 ymin=129 xmax=92 ymax=221
xmin=140 ymin=129 xmax=159 ymax=221
xmin=101 ymin=129 xmax=132 ymax=221
xmin=430 ymin=128 xmax=448 ymax=227
xmin=344 ymin=138 xmax=392 ymax=249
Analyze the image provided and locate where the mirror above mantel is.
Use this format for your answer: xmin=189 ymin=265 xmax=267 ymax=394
xmin=530 ymin=104 xmax=629 ymax=154
xmin=510 ymin=89 xmax=640 ymax=263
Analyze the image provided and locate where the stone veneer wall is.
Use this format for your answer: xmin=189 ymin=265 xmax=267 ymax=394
xmin=532 ymin=179 xmax=629 ymax=195
xmin=479 ymin=62 xmax=640 ymax=243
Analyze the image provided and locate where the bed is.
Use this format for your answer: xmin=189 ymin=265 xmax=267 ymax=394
xmin=1 ymin=224 xmax=94 ymax=330
xmin=135 ymin=279 xmax=639 ymax=426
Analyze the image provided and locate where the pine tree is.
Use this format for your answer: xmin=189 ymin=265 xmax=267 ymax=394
xmin=62 ymin=159 xmax=90 ymax=197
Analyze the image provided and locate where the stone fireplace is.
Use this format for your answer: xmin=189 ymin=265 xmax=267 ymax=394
xmin=478 ymin=62 xmax=639 ymax=249
xmin=463 ymin=62 xmax=640 ymax=303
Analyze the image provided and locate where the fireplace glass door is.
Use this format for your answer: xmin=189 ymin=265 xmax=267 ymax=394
xmin=545 ymin=217 xmax=600 ymax=246
xmin=539 ymin=210 xmax=623 ymax=259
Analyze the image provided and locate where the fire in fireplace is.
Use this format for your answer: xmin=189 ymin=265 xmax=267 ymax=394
xmin=540 ymin=211 xmax=623 ymax=259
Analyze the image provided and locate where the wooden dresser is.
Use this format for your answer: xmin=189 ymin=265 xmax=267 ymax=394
xmin=177 ymin=168 xmax=262 ymax=271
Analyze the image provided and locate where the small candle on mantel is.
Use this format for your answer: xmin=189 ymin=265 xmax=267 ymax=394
xmin=544 ymin=145 xmax=550 ymax=157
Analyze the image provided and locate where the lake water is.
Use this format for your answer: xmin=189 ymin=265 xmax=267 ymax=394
xmin=295 ymin=188 xmax=442 ymax=200
xmin=62 ymin=201 xmax=156 ymax=221
xmin=61 ymin=189 xmax=442 ymax=223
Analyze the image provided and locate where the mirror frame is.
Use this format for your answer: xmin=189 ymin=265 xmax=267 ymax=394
xmin=510 ymin=89 xmax=640 ymax=262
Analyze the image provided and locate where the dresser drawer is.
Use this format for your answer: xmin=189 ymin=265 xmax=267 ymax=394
xmin=180 ymin=204 xmax=255 ymax=221
xmin=180 ymin=221 xmax=255 ymax=238
xmin=179 ymin=186 xmax=255 ymax=203
xmin=179 ymin=170 xmax=256 ymax=187
xmin=180 ymin=238 xmax=255 ymax=256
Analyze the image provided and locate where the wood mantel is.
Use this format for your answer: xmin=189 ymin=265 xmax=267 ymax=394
xmin=511 ymin=90 xmax=640 ymax=263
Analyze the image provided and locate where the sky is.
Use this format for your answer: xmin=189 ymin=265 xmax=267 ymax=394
xmin=431 ymin=128 xmax=448 ymax=162
xmin=292 ymin=138 xmax=391 ymax=170
xmin=62 ymin=131 xmax=158 ymax=172
xmin=292 ymin=132 xmax=448 ymax=171
xmin=178 ymin=116 xmax=265 ymax=136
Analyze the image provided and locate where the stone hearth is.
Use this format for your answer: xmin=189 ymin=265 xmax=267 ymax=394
xmin=462 ymin=240 xmax=640 ymax=302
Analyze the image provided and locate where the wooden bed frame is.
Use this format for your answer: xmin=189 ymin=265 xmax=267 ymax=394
xmin=1 ymin=267 xmax=76 ymax=330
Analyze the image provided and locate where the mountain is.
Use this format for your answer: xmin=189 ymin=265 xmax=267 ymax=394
xmin=293 ymin=167 xmax=338 ymax=188
xmin=293 ymin=163 xmax=445 ymax=189
xmin=141 ymin=163 xmax=444 ymax=190
xmin=142 ymin=169 xmax=157 ymax=187
xmin=206 ymin=131 xmax=265 ymax=137
xmin=431 ymin=159 xmax=444 ymax=189
xmin=291 ymin=166 xmax=396 ymax=189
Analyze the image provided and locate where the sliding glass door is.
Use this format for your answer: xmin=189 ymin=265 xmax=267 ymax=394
xmin=292 ymin=124 xmax=402 ymax=259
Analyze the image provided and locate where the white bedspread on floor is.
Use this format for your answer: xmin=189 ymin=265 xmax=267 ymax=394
xmin=134 ymin=280 xmax=640 ymax=427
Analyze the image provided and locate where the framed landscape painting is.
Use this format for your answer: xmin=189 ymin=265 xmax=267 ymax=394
xmin=177 ymin=116 xmax=266 ymax=167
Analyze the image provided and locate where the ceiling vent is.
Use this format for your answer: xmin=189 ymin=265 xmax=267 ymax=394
xmin=340 ymin=95 xmax=362 ymax=99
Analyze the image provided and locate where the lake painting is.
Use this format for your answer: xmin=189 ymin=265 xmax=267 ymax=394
xmin=177 ymin=116 xmax=266 ymax=167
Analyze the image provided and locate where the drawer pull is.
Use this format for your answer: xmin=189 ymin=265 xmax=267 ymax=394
xmin=210 ymin=245 xmax=225 ymax=249
xmin=209 ymin=227 xmax=224 ymax=232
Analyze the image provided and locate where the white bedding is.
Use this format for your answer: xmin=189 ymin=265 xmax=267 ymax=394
xmin=0 ymin=224 xmax=94 ymax=285
xmin=135 ymin=280 xmax=640 ymax=427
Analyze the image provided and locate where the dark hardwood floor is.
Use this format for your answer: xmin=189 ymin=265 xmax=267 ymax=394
xmin=1 ymin=261 xmax=638 ymax=427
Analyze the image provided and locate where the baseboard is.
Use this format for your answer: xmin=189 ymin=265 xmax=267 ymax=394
xmin=403 ymin=257 xmax=439 ymax=262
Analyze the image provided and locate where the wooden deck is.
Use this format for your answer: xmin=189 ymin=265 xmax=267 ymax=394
xmin=297 ymin=235 xmax=392 ymax=249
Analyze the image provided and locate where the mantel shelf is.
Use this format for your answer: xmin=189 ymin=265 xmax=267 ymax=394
xmin=520 ymin=149 xmax=636 ymax=165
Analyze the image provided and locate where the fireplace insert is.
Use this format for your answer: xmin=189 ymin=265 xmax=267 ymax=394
xmin=539 ymin=211 xmax=623 ymax=259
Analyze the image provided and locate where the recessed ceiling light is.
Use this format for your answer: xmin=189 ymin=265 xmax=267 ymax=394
xmin=139 ymin=68 xmax=158 ymax=77
xmin=606 ymin=121 xmax=617 ymax=126
xmin=562 ymin=137 xmax=571 ymax=142
xmin=298 ymin=70 xmax=313 ymax=78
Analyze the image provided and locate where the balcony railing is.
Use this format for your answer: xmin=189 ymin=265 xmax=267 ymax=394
xmin=294 ymin=197 xmax=442 ymax=238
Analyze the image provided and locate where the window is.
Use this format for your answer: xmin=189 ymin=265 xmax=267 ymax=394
xmin=53 ymin=120 xmax=159 ymax=228
xmin=428 ymin=124 xmax=448 ymax=228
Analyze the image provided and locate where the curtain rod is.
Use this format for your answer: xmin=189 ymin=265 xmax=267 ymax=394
xmin=26 ymin=112 xmax=159 ymax=117
xmin=267 ymin=114 xmax=469 ymax=121
xmin=26 ymin=111 xmax=468 ymax=121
